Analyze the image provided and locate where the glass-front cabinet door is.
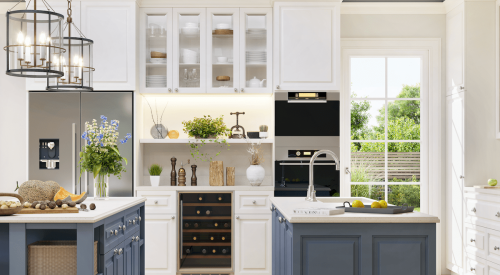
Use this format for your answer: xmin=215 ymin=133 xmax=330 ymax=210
xmin=207 ymin=8 xmax=240 ymax=94
xmin=173 ymin=8 xmax=206 ymax=93
xmin=239 ymin=8 xmax=272 ymax=94
xmin=140 ymin=9 xmax=173 ymax=93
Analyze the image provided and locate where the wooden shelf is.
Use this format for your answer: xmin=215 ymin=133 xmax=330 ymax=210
xmin=183 ymin=242 xmax=230 ymax=246
xmin=140 ymin=138 xmax=273 ymax=144
xmin=184 ymin=255 xmax=231 ymax=259
xmin=183 ymin=229 xmax=231 ymax=233
xmin=183 ymin=203 xmax=231 ymax=207
xmin=183 ymin=216 xmax=231 ymax=220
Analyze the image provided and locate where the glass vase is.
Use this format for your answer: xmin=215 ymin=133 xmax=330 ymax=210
xmin=93 ymin=173 xmax=110 ymax=200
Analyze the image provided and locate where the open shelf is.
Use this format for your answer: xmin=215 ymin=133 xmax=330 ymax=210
xmin=140 ymin=138 xmax=273 ymax=144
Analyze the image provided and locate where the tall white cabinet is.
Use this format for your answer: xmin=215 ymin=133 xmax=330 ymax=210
xmin=273 ymin=2 xmax=340 ymax=91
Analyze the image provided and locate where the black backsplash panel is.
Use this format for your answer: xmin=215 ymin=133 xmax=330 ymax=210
xmin=274 ymin=101 xmax=340 ymax=136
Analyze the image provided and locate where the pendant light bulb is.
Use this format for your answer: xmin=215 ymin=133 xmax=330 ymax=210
xmin=17 ymin=32 xmax=24 ymax=44
xmin=24 ymin=36 xmax=31 ymax=47
xmin=40 ymin=33 xmax=46 ymax=44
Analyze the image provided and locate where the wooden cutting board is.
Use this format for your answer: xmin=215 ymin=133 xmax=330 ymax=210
xmin=18 ymin=207 xmax=79 ymax=214
xmin=474 ymin=185 xmax=500 ymax=189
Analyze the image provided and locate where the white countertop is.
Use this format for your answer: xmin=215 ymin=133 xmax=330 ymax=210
xmin=466 ymin=186 xmax=500 ymax=195
xmin=271 ymin=197 xmax=440 ymax=224
xmin=0 ymin=197 xmax=146 ymax=224
xmin=135 ymin=185 xmax=274 ymax=191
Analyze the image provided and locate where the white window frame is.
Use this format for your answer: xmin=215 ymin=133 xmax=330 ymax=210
xmin=340 ymin=38 xmax=442 ymax=218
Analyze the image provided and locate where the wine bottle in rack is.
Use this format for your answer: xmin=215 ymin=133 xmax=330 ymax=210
xmin=198 ymin=194 xmax=204 ymax=202
xmin=212 ymin=248 xmax=218 ymax=254
xmin=202 ymin=248 xmax=207 ymax=254
xmin=184 ymin=222 xmax=191 ymax=228
xmin=191 ymin=234 xmax=199 ymax=242
xmin=210 ymin=236 xmax=215 ymax=241
xmin=193 ymin=222 xmax=200 ymax=228
xmin=221 ymin=248 xmax=228 ymax=254
xmin=195 ymin=207 xmax=203 ymax=215
xmin=221 ymin=235 xmax=227 ymax=241
xmin=185 ymin=248 xmax=191 ymax=254
xmin=213 ymin=222 xmax=219 ymax=228
xmin=224 ymin=222 xmax=230 ymax=228
xmin=205 ymin=207 xmax=212 ymax=216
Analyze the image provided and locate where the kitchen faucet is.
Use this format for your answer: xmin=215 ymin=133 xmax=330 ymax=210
xmin=306 ymin=150 xmax=340 ymax=202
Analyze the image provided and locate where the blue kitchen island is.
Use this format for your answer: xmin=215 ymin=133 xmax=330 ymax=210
xmin=0 ymin=197 xmax=146 ymax=275
xmin=271 ymin=197 xmax=440 ymax=275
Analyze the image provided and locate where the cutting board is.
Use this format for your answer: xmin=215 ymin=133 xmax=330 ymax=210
xmin=18 ymin=207 xmax=79 ymax=214
xmin=474 ymin=185 xmax=500 ymax=189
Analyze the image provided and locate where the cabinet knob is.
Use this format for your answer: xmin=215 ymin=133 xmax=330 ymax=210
xmin=241 ymin=88 xmax=244 ymax=92
xmin=171 ymin=215 xmax=175 ymax=219
xmin=495 ymin=246 xmax=500 ymax=250
xmin=133 ymin=220 xmax=136 ymax=225
xmin=114 ymin=249 xmax=118 ymax=255
xmin=276 ymin=85 xmax=280 ymax=89
xmin=136 ymin=236 xmax=140 ymax=242
xmin=471 ymin=267 xmax=475 ymax=272
xmin=139 ymin=216 xmax=142 ymax=222
xmin=114 ymin=230 xmax=118 ymax=235
xmin=118 ymin=225 xmax=123 ymax=231
xmin=132 ymin=236 xmax=135 ymax=241
xmin=460 ymin=175 xmax=465 ymax=179
xmin=123 ymin=225 xmax=126 ymax=231
xmin=175 ymin=88 xmax=178 ymax=92
xmin=110 ymin=230 xmax=114 ymax=236
xmin=460 ymin=86 xmax=465 ymax=90
xmin=470 ymin=239 xmax=475 ymax=242
xmin=472 ymin=208 xmax=476 ymax=213
xmin=270 ymin=206 xmax=274 ymax=211
xmin=278 ymin=217 xmax=283 ymax=223
xmin=154 ymin=200 xmax=158 ymax=204
xmin=234 ymin=88 xmax=238 ymax=92
xmin=118 ymin=248 xmax=123 ymax=255
xmin=168 ymin=88 xmax=172 ymax=92
xmin=496 ymin=212 xmax=500 ymax=217
xmin=252 ymin=200 xmax=256 ymax=204
xmin=236 ymin=216 xmax=240 ymax=219
xmin=129 ymin=220 xmax=132 ymax=225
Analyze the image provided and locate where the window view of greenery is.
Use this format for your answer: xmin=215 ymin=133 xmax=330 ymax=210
xmin=350 ymin=58 xmax=421 ymax=211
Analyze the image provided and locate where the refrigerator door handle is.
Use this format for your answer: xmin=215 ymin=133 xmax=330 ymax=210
xmin=72 ymin=123 xmax=76 ymax=194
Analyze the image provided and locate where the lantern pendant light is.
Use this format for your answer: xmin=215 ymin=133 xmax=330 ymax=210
xmin=46 ymin=0 xmax=94 ymax=91
xmin=4 ymin=0 xmax=65 ymax=78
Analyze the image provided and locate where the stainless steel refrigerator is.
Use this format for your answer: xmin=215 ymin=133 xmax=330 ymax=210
xmin=29 ymin=92 xmax=133 ymax=197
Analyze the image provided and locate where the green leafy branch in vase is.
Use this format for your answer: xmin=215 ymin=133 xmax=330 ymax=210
xmin=182 ymin=115 xmax=231 ymax=162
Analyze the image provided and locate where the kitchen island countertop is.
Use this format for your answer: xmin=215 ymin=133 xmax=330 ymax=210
xmin=271 ymin=197 xmax=440 ymax=223
xmin=0 ymin=197 xmax=146 ymax=223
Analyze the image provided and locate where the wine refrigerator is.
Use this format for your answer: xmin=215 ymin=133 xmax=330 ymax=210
xmin=179 ymin=192 xmax=233 ymax=272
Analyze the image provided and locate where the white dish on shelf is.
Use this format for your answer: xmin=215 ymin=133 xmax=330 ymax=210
xmin=184 ymin=22 xmax=198 ymax=28
xmin=216 ymin=23 xmax=230 ymax=29
xmin=181 ymin=27 xmax=200 ymax=35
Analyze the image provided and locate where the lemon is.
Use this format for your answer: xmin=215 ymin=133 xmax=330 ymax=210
xmin=378 ymin=200 xmax=388 ymax=208
xmin=371 ymin=201 xmax=381 ymax=208
xmin=352 ymin=200 xmax=364 ymax=208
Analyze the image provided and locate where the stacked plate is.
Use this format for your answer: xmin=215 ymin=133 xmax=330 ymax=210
xmin=182 ymin=49 xmax=199 ymax=64
xmin=247 ymin=28 xmax=266 ymax=36
xmin=216 ymin=23 xmax=230 ymax=30
xmin=147 ymin=75 xmax=166 ymax=88
xmin=150 ymin=58 xmax=166 ymax=64
xmin=182 ymin=22 xmax=200 ymax=36
xmin=246 ymin=51 xmax=266 ymax=64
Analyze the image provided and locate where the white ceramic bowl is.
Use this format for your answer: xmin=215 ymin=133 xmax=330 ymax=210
xmin=182 ymin=27 xmax=199 ymax=35
xmin=217 ymin=57 xmax=228 ymax=63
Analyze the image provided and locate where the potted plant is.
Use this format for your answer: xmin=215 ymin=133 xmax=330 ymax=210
xmin=148 ymin=164 xmax=162 ymax=187
xmin=182 ymin=115 xmax=231 ymax=162
xmin=246 ymin=139 xmax=265 ymax=186
xmin=79 ymin=115 xmax=130 ymax=200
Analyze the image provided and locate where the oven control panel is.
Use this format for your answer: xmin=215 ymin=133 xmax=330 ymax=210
xmin=287 ymin=150 xmax=325 ymax=158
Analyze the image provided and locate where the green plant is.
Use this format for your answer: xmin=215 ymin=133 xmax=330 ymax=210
xmin=148 ymin=164 xmax=163 ymax=176
xmin=182 ymin=115 xmax=231 ymax=162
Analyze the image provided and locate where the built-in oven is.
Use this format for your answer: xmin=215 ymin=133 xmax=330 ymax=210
xmin=274 ymin=92 xmax=340 ymax=197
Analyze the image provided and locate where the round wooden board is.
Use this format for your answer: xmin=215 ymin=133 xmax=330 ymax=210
xmin=213 ymin=29 xmax=233 ymax=35
xmin=216 ymin=76 xmax=230 ymax=81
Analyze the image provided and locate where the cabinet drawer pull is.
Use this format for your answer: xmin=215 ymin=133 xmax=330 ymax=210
xmin=133 ymin=220 xmax=136 ymax=225
xmin=175 ymin=88 xmax=178 ymax=92
xmin=118 ymin=248 xmax=123 ymax=255
xmin=129 ymin=220 xmax=132 ymax=225
xmin=136 ymin=236 xmax=140 ymax=242
xmin=241 ymin=88 xmax=244 ymax=92
xmin=154 ymin=200 xmax=158 ymax=204
xmin=118 ymin=225 xmax=123 ymax=231
xmin=236 ymin=216 xmax=239 ymax=219
xmin=110 ymin=230 xmax=114 ymax=236
xmin=123 ymin=225 xmax=126 ymax=231
xmin=495 ymin=246 xmax=500 ymax=250
xmin=470 ymin=239 xmax=475 ymax=242
xmin=234 ymin=88 xmax=238 ymax=92
xmin=168 ymin=88 xmax=172 ymax=92
xmin=139 ymin=216 xmax=142 ymax=222
xmin=114 ymin=249 xmax=118 ymax=255
xmin=472 ymin=208 xmax=476 ymax=213
xmin=171 ymin=215 xmax=175 ymax=219
xmin=252 ymin=200 xmax=256 ymax=204
xmin=278 ymin=217 xmax=283 ymax=223
xmin=276 ymin=85 xmax=280 ymax=89
xmin=496 ymin=212 xmax=500 ymax=217
xmin=270 ymin=206 xmax=274 ymax=211
xmin=470 ymin=267 xmax=475 ymax=272
xmin=114 ymin=230 xmax=118 ymax=235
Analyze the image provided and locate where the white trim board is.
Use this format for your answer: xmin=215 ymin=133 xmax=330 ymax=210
xmin=340 ymin=38 xmax=442 ymax=274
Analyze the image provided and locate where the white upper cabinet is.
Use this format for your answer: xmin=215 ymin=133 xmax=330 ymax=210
xmin=207 ymin=8 xmax=240 ymax=94
xmin=446 ymin=4 xmax=465 ymax=96
xmin=274 ymin=2 xmax=340 ymax=91
xmin=139 ymin=8 xmax=173 ymax=93
xmin=173 ymin=8 xmax=207 ymax=94
xmin=81 ymin=1 xmax=136 ymax=91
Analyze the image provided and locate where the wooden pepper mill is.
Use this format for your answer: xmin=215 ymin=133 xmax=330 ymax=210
xmin=170 ymin=157 xmax=177 ymax=186
xmin=191 ymin=164 xmax=198 ymax=186
xmin=178 ymin=162 xmax=186 ymax=186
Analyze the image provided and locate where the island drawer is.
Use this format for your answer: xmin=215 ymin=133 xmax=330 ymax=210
xmin=104 ymin=216 xmax=125 ymax=254
xmin=137 ymin=191 xmax=176 ymax=214
xmin=465 ymin=223 xmax=487 ymax=259
xmin=488 ymin=228 xmax=500 ymax=264
xmin=123 ymin=207 xmax=141 ymax=239
xmin=235 ymin=191 xmax=273 ymax=214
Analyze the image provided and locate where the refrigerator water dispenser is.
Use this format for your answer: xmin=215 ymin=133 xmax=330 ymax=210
xmin=39 ymin=139 xmax=59 ymax=169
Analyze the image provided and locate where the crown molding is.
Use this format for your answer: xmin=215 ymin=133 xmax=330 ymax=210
xmin=341 ymin=2 xmax=446 ymax=14
xmin=137 ymin=0 xmax=273 ymax=8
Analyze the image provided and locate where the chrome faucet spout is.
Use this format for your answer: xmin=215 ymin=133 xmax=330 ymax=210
xmin=306 ymin=150 xmax=340 ymax=202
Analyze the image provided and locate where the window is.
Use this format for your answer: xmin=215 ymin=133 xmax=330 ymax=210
xmin=348 ymin=57 xmax=424 ymax=211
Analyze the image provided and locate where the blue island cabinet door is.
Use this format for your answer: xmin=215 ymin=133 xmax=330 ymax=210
xmin=272 ymin=210 xmax=293 ymax=275
xmin=124 ymin=240 xmax=133 ymax=275
xmin=115 ymin=251 xmax=124 ymax=275
xmin=104 ymin=252 xmax=115 ymax=275
xmin=132 ymin=239 xmax=140 ymax=275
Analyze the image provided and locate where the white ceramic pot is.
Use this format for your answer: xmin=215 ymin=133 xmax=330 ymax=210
xmin=246 ymin=165 xmax=265 ymax=186
xmin=150 ymin=176 xmax=160 ymax=187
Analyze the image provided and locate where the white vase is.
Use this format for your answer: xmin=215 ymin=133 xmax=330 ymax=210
xmin=150 ymin=176 xmax=160 ymax=187
xmin=246 ymin=165 xmax=265 ymax=186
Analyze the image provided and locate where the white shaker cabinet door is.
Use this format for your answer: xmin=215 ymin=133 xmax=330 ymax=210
xmin=235 ymin=214 xmax=272 ymax=275
xmin=144 ymin=214 xmax=177 ymax=275
xmin=274 ymin=2 xmax=340 ymax=91
xmin=80 ymin=2 xmax=136 ymax=91
xmin=446 ymin=92 xmax=465 ymax=273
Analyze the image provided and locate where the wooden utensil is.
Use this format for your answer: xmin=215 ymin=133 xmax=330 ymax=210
xmin=0 ymin=193 xmax=24 ymax=216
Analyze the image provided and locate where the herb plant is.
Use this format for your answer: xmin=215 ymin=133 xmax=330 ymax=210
xmin=148 ymin=164 xmax=163 ymax=176
xmin=182 ymin=115 xmax=231 ymax=162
